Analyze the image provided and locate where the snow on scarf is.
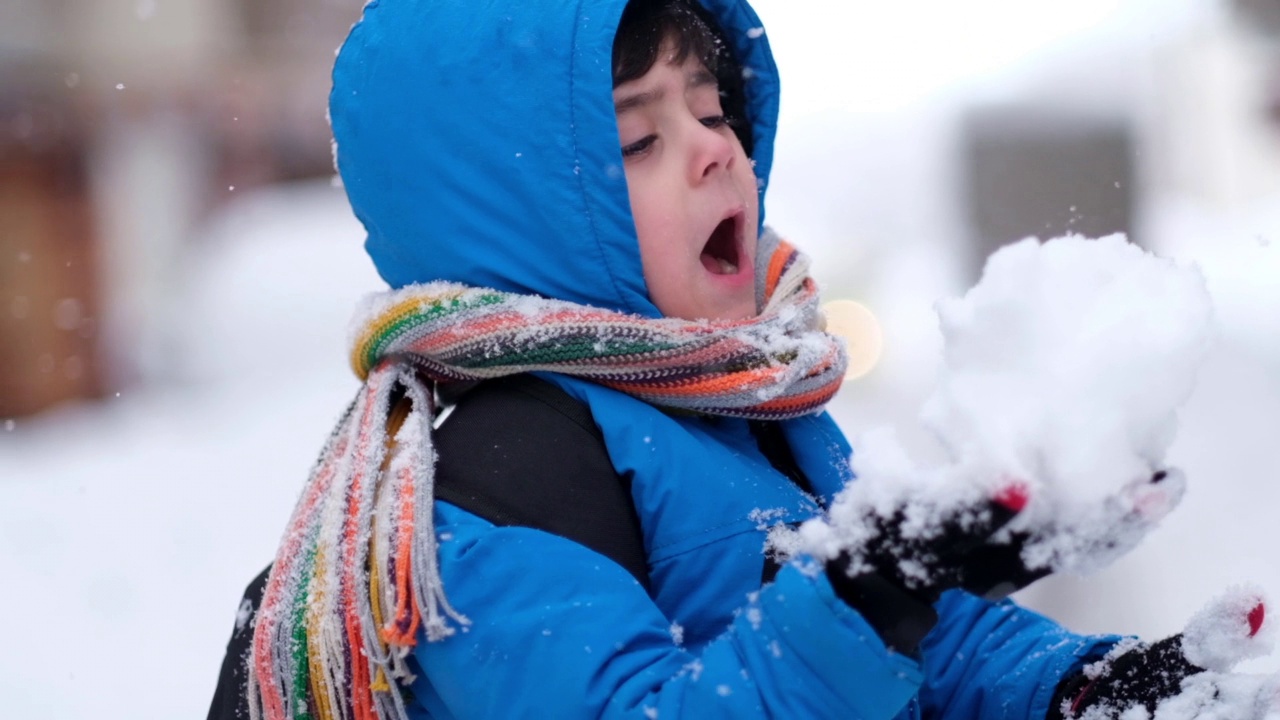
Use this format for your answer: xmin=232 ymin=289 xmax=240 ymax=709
xmin=246 ymin=236 xmax=848 ymax=720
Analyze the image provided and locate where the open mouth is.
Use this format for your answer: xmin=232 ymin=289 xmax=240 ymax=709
xmin=700 ymin=213 xmax=743 ymax=276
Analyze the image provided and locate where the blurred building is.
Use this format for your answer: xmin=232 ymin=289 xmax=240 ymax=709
xmin=0 ymin=0 xmax=357 ymax=418
xmin=0 ymin=82 xmax=100 ymax=416
xmin=959 ymin=0 xmax=1280 ymax=283
xmin=963 ymin=109 xmax=1136 ymax=278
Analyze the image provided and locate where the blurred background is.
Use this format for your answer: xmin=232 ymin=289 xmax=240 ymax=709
xmin=1 ymin=0 xmax=1278 ymax=716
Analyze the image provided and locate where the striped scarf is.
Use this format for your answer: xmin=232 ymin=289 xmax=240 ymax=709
xmin=247 ymin=236 xmax=847 ymax=720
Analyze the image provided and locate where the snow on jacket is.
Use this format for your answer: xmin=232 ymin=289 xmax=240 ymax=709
xmin=328 ymin=0 xmax=1119 ymax=717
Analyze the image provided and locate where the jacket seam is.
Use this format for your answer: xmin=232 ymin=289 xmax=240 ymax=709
xmin=567 ymin=0 xmax=636 ymax=315
xmin=647 ymin=521 xmax=761 ymax=562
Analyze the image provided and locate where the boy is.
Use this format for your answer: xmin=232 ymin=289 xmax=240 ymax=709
xmin=212 ymin=1 xmax=1272 ymax=719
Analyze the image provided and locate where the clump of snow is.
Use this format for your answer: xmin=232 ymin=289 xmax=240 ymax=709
xmin=1082 ymin=662 xmax=1280 ymax=720
xmin=1182 ymin=586 xmax=1273 ymax=672
xmin=792 ymin=235 xmax=1215 ymax=581
xmin=926 ymin=236 xmax=1212 ymax=543
xmin=1142 ymin=672 xmax=1280 ymax=720
xmin=1082 ymin=636 xmax=1146 ymax=682
xmin=749 ymin=507 xmax=787 ymax=531
xmin=235 ymin=598 xmax=254 ymax=633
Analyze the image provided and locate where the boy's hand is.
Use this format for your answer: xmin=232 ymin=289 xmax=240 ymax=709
xmin=825 ymin=482 xmax=1044 ymax=654
xmin=829 ymin=480 xmax=1042 ymax=594
xmin=821 ymin=468 xmax=1175 ymax=655
xmin=1050 ymin=589 xmax=1280 ymax=720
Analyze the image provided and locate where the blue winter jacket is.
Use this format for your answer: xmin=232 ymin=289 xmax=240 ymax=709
xmin=329 ymin=0 xmax=1118 ymax=717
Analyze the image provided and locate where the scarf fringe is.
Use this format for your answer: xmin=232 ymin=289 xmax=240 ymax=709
xmin=249 ymin=366 xmax=470 ymax=720
xmin=250 ymin=236 xmax=844 ymax=719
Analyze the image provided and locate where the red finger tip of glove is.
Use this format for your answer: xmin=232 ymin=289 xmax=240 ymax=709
xmin=1249 ymin=602 xmax=1266 ymax=637
xmin=994 ymin=483 xmax=1030 ymax=513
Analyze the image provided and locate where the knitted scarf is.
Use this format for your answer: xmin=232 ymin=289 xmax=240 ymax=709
xmin=246 ymin=236 xmax=847 ymax=720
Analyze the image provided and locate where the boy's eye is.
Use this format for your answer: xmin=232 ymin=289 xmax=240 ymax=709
xmin=621 ymin=135 xmax=657 ymax=158
xmin=699 ymin=115 xmax=729 ymax=129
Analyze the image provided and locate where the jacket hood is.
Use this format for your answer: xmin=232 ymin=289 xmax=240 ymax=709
xmin=330 ymin=0 xmax=780 ymax=318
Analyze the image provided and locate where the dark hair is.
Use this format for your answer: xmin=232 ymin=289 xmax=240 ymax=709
xmin=612 ymin=0 xmax=753 ymax=157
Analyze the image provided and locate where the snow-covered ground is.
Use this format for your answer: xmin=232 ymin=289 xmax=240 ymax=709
xmin=0 ymin=183 xmax=381 ymax=718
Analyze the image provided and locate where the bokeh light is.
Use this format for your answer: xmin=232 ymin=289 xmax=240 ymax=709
xmin=823 ymin=299 xmax=884 ymax=380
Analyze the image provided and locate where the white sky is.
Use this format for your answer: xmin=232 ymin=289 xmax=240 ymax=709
xmin=750 ymin=0 xmax=1216 ymax=113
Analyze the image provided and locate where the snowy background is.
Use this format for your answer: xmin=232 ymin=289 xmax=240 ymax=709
xmin=3 ymin=0 xmax=1280 ymax=717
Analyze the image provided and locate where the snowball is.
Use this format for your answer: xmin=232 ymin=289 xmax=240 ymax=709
xmin=925 ymin=235 xmax=1212 ymax=517
xmin=791 ymin=235 xmax=1215 ymax=581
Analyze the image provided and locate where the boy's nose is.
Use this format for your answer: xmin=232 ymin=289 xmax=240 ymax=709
xmin=688 ymin=121 xmax=736 ymax=184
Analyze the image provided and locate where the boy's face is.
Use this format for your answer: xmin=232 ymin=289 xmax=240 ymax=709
xmin=614 ymin=44 xmax=759 ymax=321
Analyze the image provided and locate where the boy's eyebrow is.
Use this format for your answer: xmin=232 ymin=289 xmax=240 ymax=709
xmin=687 ymin=69 xmax=718 ymax=90
xmin=614 ymin=88 xmax=662 ymax=115
xmin=614 ymin=69 xmax=720 ymax=114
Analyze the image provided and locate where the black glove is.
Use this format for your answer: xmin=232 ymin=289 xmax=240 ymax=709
xmin=823 ymin=466 xmax=1181 ymax=656
xmin=826 ymin=483 xmax=1046 ymax=655
xmin=1049 ymin=596 xmax=1275 ymax=720
xmin=1049 ymin=635 xmax=1201 ymax=719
